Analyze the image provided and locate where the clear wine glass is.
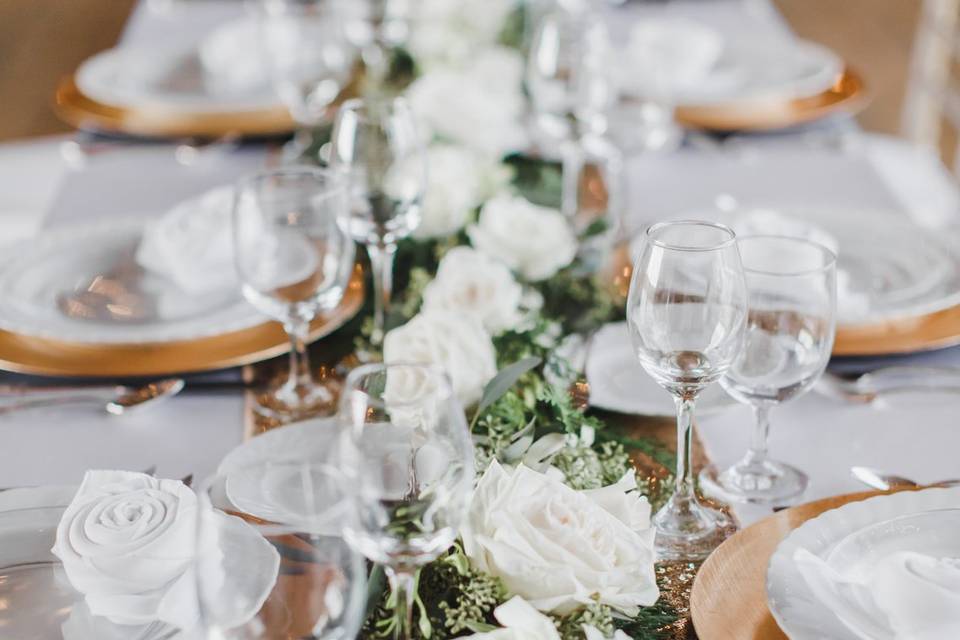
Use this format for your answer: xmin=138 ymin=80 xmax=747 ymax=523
xmin=329 ymin=97 xmax=424 ymax=346
xmin=233 ymin=167 xmax=356 ymax=422
xmin=255 ymin=0 xmax=356 ymax=160
xmin=700 ymin=235 xmax=837 ymax=504
xmin=195 ymin=460 xmax=367 ymax=639
xmin=626 ymin=220 xmax=747 ymax=561
xmin=337 ymin=363 xmax=474 ymax=640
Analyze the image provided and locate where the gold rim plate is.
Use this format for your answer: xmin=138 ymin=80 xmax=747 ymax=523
xmin=677 ymin=68 xmax=868 ymax=132
xmin=0 ymin=267 xmax=364 ymax=378
xmin=690 ymin=490 xmax=887 ymax=639
xmin=834 ymin=304 xmax=960 ymax=356
xmin=54 ymin=76 xmax=295 ymax=139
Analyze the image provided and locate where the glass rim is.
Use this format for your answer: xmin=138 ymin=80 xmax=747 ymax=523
xmin=645 ymin=219 xmax=738 ymax=252
xmin=737 ymin=234 xmax=838 ymax=277
xmin=340 ymin=361 xmax=455 ymax=410
xmin=235 ymin=165 xmax=346 ymax=195
xmin=336 ymin=96 xmax=413 ymax=120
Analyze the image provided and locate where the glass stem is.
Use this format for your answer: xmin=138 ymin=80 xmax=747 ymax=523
xmin=673 ymin=395 xmax=697 ymax=503
xmin=283 ymin=315 xmax=314 ymax=394
xmin=386 ymin=566 xmax=416 ymax=640
xmin=367 ymin=242 xmax=397 ymax=346
xmin=747 ymin=404 xmax=772 ymax=464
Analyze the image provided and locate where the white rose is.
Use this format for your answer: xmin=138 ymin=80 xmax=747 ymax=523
xmin=461 ymin=461 xmax=659 ymax=616
xmin=383 ymin=309 xmax=497 ymax=408
xmin=415 ymin=144 xmax=511 ymax=239
xmin=584 ymin=626 xmax=634 ymax=640
xmin=409 ymin=0 xmax=515 ymax=69
xmin=468 ymin=194 xmax=578 ymax=281
xmin=407 ymin=47 xmax=528 ymax=156
xmin=457 ymin=596 xmax=561 ymax=639
xmin=53 ymin=470 xmax=279 ymax=632
xmin=422 ymin=247 xmax=523 ymax=334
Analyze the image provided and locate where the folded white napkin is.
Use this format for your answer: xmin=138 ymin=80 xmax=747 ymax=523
xmin=795 ymin=548 xmax=960 ymax=640
xmin=732 ymin=208 xmax=872 ymax=322
xmin=620 ymin=18 xmax=725 ymax=100
xmin=199 ymin=19 xmax=271 ymax=95
xmin=136 ymin=186 xmax=237 ymax=296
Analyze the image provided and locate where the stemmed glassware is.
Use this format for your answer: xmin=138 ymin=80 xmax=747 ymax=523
xmin=337 ymin=363 xmax=475 ymax=640
xmin=701 ymin=235 xmax=837 ymax=504
xmin=233 ymin=167 xmax=356 ymax=421
xmin=255 ymin=0 xmax=356 ymax=160
xmin=329 ymin=97 xmax=424 ymax=346
xmin=195 ymin=460 xmax=368 ymax=639
xmin=626 ymin=220 xmax=747 ymax=561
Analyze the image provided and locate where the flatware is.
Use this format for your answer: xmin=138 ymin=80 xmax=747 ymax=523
xmin=850 ymin=465 xmax=960 ymax=491
xmin=816 ymin=366 xmax=960 ymax=403
xmin=0 ymin=379 xmax=185 ymax=416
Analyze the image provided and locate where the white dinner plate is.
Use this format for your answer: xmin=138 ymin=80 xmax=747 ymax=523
xmin=0 ymin=219 xmax=265 ymax=344
xmin=638 ymin=206 xmax=960 ymax=327
xmin=76 ymin=41 xmax=278 ymax=113
xmin=766 ymin=487 xmax=960 ymax=639
xmin=585 ymin=322 xmax=737 ymax=417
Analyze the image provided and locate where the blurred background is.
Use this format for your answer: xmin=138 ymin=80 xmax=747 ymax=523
xmin=0 ymin=0 xmax=920 ymax=141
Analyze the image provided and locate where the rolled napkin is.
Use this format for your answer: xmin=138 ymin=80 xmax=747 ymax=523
xmin=795 ymin=548 xmax=960 ymax=640
xmin=199 ymin=18 xmax=271 ymax=95
xmin=52 ymin=470 xmax=279 ymax=633
xmin=136 ymin=186 xmax=237 ymax=296
xmin=620 ymin=18 xmax=725 ymax=100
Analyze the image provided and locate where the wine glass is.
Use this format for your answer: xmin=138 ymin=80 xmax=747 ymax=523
xmin=337 ymin=363 xmax=474 ymax=640
xmin=700 ymin=236 xmax=837 ymax=504
xmin=255 ymin=0 xmax=356 ymax=160
xmin=195 ymin=460 xmax=367 ymax=639
xmin=233 ymin=167 xmax=356 ymax=421
xmin=626 ymin=220 xmax=747 ymax=561
xmin=329 ymin=97 xmax=424 ymax=346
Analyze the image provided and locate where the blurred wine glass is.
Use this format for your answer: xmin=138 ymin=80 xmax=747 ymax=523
xmin=701 ymin=236 xmax=837 ymax=504
xmin=255 ymin=0 xmax=357 ymax=160
xmin=338 ymin=363 xmax=474 ymax=640
xmin=233 ymin=167 xmax=356 ymax=422
xmin=329 ymin=97 xmax=424 ymax=346
xmin=195 ymin=460 xmax=367 ymax=639
xmin=627 ymin=220 xmax=747 ymax=561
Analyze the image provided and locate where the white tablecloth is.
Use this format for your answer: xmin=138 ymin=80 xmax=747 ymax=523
xmin=0 ymin=1 xmax=958 ymax=528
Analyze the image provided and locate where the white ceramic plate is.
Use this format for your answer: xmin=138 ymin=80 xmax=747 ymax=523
xmin=76 ymin=41 xmax=278 ymax=113
xmin=637 ymin=206 xmax=960 ymax=327
xmin=766 ymin=487 xmax=960 ymax=639
xmin=0 ymin=219 xmax=265 ymax=344
xmin=586 ymin=322 xmax=737 ymax=417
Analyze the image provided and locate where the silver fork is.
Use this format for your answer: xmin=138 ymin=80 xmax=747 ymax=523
xmin=816 ymin=366 xmax=960 ymax=404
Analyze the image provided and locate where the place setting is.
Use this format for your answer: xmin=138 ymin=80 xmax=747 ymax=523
xmin=3 ymin=0 xmax=960 ymax=639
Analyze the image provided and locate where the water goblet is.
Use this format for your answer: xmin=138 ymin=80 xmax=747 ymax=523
xmin=700 ymin=235 xmax=837 ymax=504
xmin=233 ymin=167 xmax=356 ymax=422
xmin=195 ymin=460 xmax=367 ymax=639
xmin=626 ymin=220 xmax=747 ymax=561
xmin=329 ymin=97 xmax=424 ymax=346
xmin=337 ymin=363 xmax=474 ymax=640
xmin=255 ymin=0 xmax=357 ymax=160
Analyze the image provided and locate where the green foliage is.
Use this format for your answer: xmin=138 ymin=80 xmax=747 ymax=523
xmin=557 ymin=601 xmax=616 ymax=640
xmin=553 ymin=441 xmax=633 ymax=491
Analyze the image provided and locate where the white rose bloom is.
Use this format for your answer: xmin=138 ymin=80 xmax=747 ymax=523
xmin=422 ymin=247 xmax=524 ymax=334
xmin=407 ymin=47 xmax=528 ymax=157
xmin=468 ymin=194 xmax=578 ymax=281
xmin=461 ymin=461 xmax=659 ymax=616
xmin=409 ymin=0 xmax=515 ymax=69
xmin=415 ymin=144 xmax=511 ymax=239
xmin=383 ymin=309 xmax=497 ymax=408
xmin=53 ymin=470 xmax=279 ymax=631
xmin=456 ymin=596 xmax=561 ymax=640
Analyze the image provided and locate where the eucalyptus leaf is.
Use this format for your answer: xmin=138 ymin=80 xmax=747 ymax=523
xmin=471 ymin=356 xmax=542 ymax=426
xmin=365 ymin=564 xmax=387 ymax=619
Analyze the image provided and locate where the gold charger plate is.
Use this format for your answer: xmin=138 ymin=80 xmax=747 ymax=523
xmin=677 ymin=68 xmax=867 ymax=132
xmin=833 ymin=304 xmax=960 ymax=356
xmin=0 ymin=266 xmax=364 ymax=378
xmin=690 ymin=490 xmax=887 ymax=639
xmin=54 ymin=76 xmax=295 ymax=139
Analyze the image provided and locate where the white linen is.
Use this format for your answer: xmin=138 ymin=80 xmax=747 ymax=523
xmin=136 ymin=186 xmax=237 ymax=295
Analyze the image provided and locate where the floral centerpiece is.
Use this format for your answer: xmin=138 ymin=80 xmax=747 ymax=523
xmin=351 ymin=2 xmax=682 ymax=637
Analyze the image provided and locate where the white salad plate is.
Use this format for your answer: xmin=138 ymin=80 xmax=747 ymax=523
xmin=585 ymin=322 xmax=737 ymax=417
xmin=766 ymin=487 xmax=960 ymax=639
xmin=0 ymin=219 xmax=264 ymax=344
